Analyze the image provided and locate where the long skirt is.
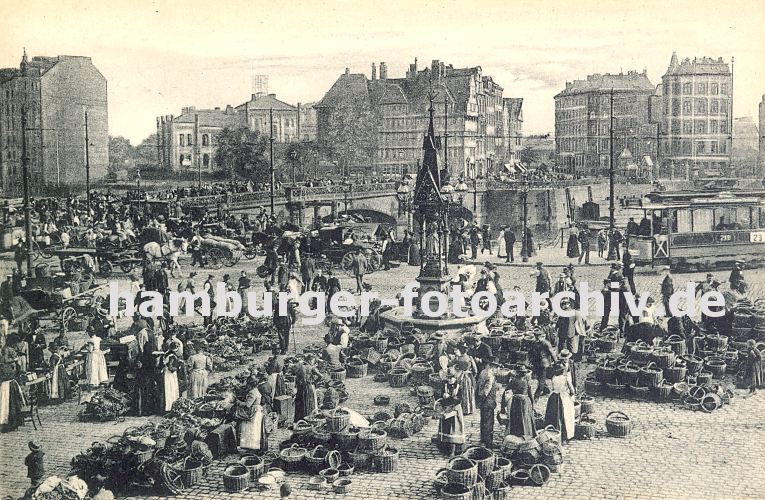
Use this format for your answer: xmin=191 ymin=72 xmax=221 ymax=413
xmin=745 ymin=359 xmax=763 ymax=388
xmin=188 ymin=369 xmax=208 ymax=399
xmin=408 ymin=242 xmax=421 ymax=266
xmin=163 ymin=370 xmax=180 ymax=412
xmin=566 ymin=235 xmax=580 ymax=258
xmin=50 ymin=363 xmax=69 ymax=400
xmin=239 ymin=407 xmax=268 ymax=451
xmin=461 ymin=373 xmax=476 ymax=416
xmin=0 ymin=380 xmax=25 ymax=431
xmin=438 ymin=406 xmax=465 ymax=444
xmin=544 ymin=391 xmax=575 ymax=441
xmin=86 ymin=351 xmax=109 ymax=386
xmin=294 ymin=383 xmax=317 ymax=421
xmin=506 ymin=394 xmax=536 ymax=439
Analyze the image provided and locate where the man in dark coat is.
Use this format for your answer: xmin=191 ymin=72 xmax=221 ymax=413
xmin=577 ymin=226 xmax=590 ymax=264
xmin=622 ymin=250 xmax=636 ymax=294
xmin=264 ymin=243 xmax=279 ymax=285
xmin=475 ymin=360 xmax=498 ymax=448
xmin=503 ymin=227 xmax=516 ymax=263
xmin=469 ymin=225 xmax=480 ymax=260
xmin=660 ymin=266 xmax=674 ymax=316
xmin=25 ymin=440 xmax=45 ymax=488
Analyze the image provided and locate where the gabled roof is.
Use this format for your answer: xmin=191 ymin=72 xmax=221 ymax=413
xmin=315 ymin=73 xmax=370 ymax=108
xmin=369 ymin=81 xmax=408 ymax=105
xmin=238 ymin=93 xmax=296 ymax=112
xmin=505 ymin=98 xmax=523 ymax=120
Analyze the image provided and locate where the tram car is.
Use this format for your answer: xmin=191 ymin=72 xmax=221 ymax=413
xmin=627 ymin=190 xmax=765 ymax=270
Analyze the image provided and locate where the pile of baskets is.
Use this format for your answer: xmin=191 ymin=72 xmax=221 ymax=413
xmin=677 ymin=383 xmax=733 ymax=413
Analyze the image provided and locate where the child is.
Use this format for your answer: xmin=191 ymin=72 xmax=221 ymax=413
xmin=25 ymin=440 xmax=45 ymax=488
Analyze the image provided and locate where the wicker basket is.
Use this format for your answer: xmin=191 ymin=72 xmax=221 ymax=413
xmin=681 ymin=354 xmax=704 ymax=373
xmin=493 ymin=482 xmax=512 ymax=499
xmin=653 ymin=381 xmax=674 ymax=401
xmin=333 ymin=478 xmax=353 ymax=494
xmin=239 ymin=454 xmax=264 ymax=480
xmin=462 ymin=446 xmax=496 ymax=479
xmin=349 ymin=448 xmax=372 ymax=471
xmin=373 ymin=372 xmax=388 ymax=383
xmin=330 ymin=368 xmax=347 ymax=382
xmin=223 ymin=464 xmax=250 ymax=493
xmin=338 ymin=462 xmax=355 ymax=476
xmin=584 ymin=377 xmax=602 ymax=395
xmin=605 ymin=411 xmax=633 ymax=437
xmin=358 ymin=428 xmax=387 ymax=453
xmin=346 ymin=361 xmax=368 ymax=378
xmin=373 ymin=446 xmax=400 ymax=473
xmin=639 ymin=362 xmax=664 ymax=388
xmin=370 ymin=336 xmax=388 ymax=353
xmin=578 ymin=395 xmax=595 ymax=415
xmin=664 ymin=364 xmax=687 ymax=383
xmin=446 ymin=456 xmax=478 ymax=486
xmin=320 ymin=467 xmax=340 ymax=483
xmin=279 ymin=443 xmax=307 ymax=468
xmin=305 ymin=445 xmax=330 ymax=472
xmin=574 ymin=415 xmax=596 ymax=439
xmin=181 ymin=458 xmax=203 ymax=487
xmin=617 ymin=362 xmax=640 ymax=386
xmin=325 ymin=408 xmax=351 ymax=433
xmin=705 ymin=358 xmax=727 ymax=378
xmin=388 ymin=368 xmax=410 ymax=388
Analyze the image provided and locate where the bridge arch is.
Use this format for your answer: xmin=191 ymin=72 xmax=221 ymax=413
xmin=329 ymin=208 xmax=397 ymax=226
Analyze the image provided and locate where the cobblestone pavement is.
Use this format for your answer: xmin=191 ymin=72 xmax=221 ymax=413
xmin=1 ymin=250 xmax=764 ymax=499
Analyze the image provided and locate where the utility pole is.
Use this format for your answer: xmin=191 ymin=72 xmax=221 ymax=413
xmin=84 ymin=111 xmax=91 ymax=212
xmin=521 ymin=180 xmax=529 ymax=262
xmin=729 ymin=56 xmax=734 ymax=175
xmin=55 ymin=131 xmax=60 ymax=189
xmin=269 ymin=108 xmax=275 ymax=215
xmin=21 ymin=107 xmax=33 ymax=276
xmin=443 ymin=96 xmax=449 ymax=179
xmin=607 ymin=88 xmax=617 ymax=261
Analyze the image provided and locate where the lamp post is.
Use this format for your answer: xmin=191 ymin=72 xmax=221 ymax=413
xmin=289 ymin=149 xmax=297 ymax=185
xmin=136 ymin=168 xmax=141 ymax=216
xmin=520 ymin=176 xmax=529 ymax=263
xmin=396 ymin=183 xmax=413 ymax=232
xmin=607 ymin=88 xmax=618 ymax=261
xmin=21 ymin=106 xmax=33 ymax=277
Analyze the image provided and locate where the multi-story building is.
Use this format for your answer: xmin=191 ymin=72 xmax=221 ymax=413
xmin=316 ymin=59 xmax=521 ymax=179
xmin=554 ymin=70 xmax=657 ymax=176
xmin=502 ymin=98 xmax=523 ymax=165
xmin=156 ymin=105 xmax=241 ymax=172
xmin=0 ymin=51 xmax=108 ymax=195
xmin=660 ymin=53 xmax=732 ymax=178
xmin=157 ymin=93 xmax=312 ymax=172
xmin=236 ymin=93 xmax=299 ymax=143
xmin=732 ymin=116 xmax=759 ymax=175
xmin=297 ymin=102 xmax=317 ymax=142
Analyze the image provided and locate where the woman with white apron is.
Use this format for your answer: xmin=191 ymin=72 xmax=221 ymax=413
xmin=84 ymin=332 xmax=109 ymax=388
xmin=161 ymin=353 xmax=180 ymax=412
xmin=238 ymin=375 xmax=268 ymax=452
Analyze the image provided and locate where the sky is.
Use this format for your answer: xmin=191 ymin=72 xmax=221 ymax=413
xmin=2 ymin=0 xmax=764 ymax=144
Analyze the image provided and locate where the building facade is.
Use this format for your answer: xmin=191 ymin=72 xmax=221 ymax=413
xmin=316 ymin=59 xmax=522 ymax=179
xmin=502 ymin=97 xmax=524 ymax=165
xmin=297 ymin=102 xmax=317 ymax=142
xmin=554 ymin=71 xmax=658 ymax=176
xmin=157 ymin=105 xmax=241 ymax=172
xmin=0 ymin=52 xmax=108 ymax=196
xmin=660 ymin=53 xmax=732 ymax=178
xmin=236 ymin=93 xmax=299 ymax=143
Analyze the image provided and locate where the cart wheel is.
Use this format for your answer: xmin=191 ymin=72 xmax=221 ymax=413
xmin=120 ymin=261 xmax=135 ymax=273
xmin=341 ymin=251 xmax=355 ymax=276
xmin=30 ymin=240 xmax=41 ymax=261
xmin=207 ymin=248 xmax=223 ymax=269
xmin=41 ymin=244 xmax=55 ymax=259
xmin=244 ymin=247 xmax=257 ymax=260
xmin=160 ymin=463 xmax=185 ymax=495
xmin=367 ymin=249 xmax=382 ymax=272
xmin=100 ymin=261 xmax=113 ymax=276
xmin=61 ymin=307 xmax=77 ymax=332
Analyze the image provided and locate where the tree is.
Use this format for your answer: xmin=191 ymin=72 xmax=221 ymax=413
xmin=214 ymin=127 xmax=270 ymax=181
xmin=323 ymin=99 xmax=378 ymax=175
xmin=519 ymin=146 xmax=539 ymax=166
xmin=108 ymin=135 xmax=134 ymax=174
xmin=284 ymin=141 xmax=318 ymax=182
xmin=134 ymin=134 xmax=159 ymax=168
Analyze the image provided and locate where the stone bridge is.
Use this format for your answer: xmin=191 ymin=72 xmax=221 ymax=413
xmin=174 ymin=178 xmax=631 ymax=235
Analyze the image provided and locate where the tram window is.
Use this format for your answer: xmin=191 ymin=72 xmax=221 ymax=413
xmin=758 ymin=208 xmax=765 ymax=229
xmin=676 ymin=209 xmax=692 ymax=233
xmin=736 ymin=208 xmax=751 ymax=229
xmin=693 ymin=208 xmax=714 ymax=232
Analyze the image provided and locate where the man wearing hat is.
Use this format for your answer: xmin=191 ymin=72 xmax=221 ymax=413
xmin=622 ymin=250 xmax=636 ymax=295
xmin=555 ymin=298 xmax=585 ymax=359
xmin=503 ymin=226 xmax=516 ymax=263
xmin=533 ymin=262 xmax=551 ymax=296
xmin=577 ymin=224 xmax=590 ymax=264
xmin=660 ymin=266 xmax=674 ymax=316
xmin=695 ymin=273 xmax=715 ymax=298
xmin=476 ymin=357 xmax=499 ymax=448
xmin=203 ymin=274 xmax=216 ymax=327
xmin=729 ymin=261 xmax=745 ymax=292
xmin=25 ymin=440 xmax=45 ymax=488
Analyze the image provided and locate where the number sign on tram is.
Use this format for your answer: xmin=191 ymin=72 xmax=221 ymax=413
xmin=750 ymin=231 xmax=765 ymax=243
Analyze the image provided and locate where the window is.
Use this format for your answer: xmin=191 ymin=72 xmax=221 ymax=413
xmin=203 ymin=154 xmax=210 ymax=167
xmin=710 ymin=100 xmax=719 ymax=113
xmin=201 ymin=134 xmax=209 ymax=146
xmin=179 ymin=134 xmax=185 ymax=146
xmin=697 ymin=141 xmax=705 ymax=154
xmin=695 ymin=121 xmax=706 ymax=134
xmin=682 ymin=121 xmax=692 ymax=134
xmin=682 ymin=140 xmax=691 ymax=154
xmin=671 ymin=99 xmax=680 ymax=116
xmin=697 ymin=83 xmax=707 ymax=94
xmin=710 ymin=121 xmax=719 ymax=133
xmin=682 ymin=100 xmax=692 ymax=113
xmin=671 ymin=120 xmax=680 ymax=134
xmin=711 ymin=141 xmax=718 ymax=153
xmin=711 ymin=83 xmax=719 ymax=94
xmin=720 ymin=141 xmax=727 ymax=153
xmin=721 ymin=121 xmax=728 ymax=133
xmin=682 ymin=83 xmax=692 ymax=95
xmin=186 ymin=133 xmax=192 ymax=145
xmin=720 ymin=83 xmax=728 ymax=94
xmin=696 ymin=98 xmax=707 ymax=113
xmin=179 ymin=154 xmax=184 ymax=164
xmin=672 ymin=82 xmax=681 ymax=94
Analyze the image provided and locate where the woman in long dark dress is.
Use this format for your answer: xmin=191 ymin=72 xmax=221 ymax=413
xmin=293 ymin=354 xmax=324 ymax=421
xmin=504 ymin=377 xmax=536 ymax=440
xmin=0 ymin=338 xmax=24 ymax=432
xmin=437 ymin=372 xmax=465 ymax=457
xmin=408 ymin=233 xmax=421 ymax=266
xmin=544 ymin=360 xmax=576 ymax=442
xmin=566 ymin=229 xmax=580 ymax=258
xmin=743 ymin=339 xmax=763 ymax=394
xmin=48 ymin=345 xmax=70 ymax=403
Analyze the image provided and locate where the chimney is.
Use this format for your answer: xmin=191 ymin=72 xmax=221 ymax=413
xmin=215 ymin=106 xmax=220 ymax=111
xmin=440 ymin=62 xmax=445 ymax=78
xmin=268 ymin=93 xmax=276 ymax=98
xmin=380 ymin=62 xmax=387 ymax=80
xmin=226 ymin=105 xmax=233 ymax=114
xmin=345 ymin=67 xmax=350 ymax=76
xmin=372 ymin=63 xmax=377 ymax=80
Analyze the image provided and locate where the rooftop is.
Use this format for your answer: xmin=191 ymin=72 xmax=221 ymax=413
xmin=556 ymin=70 xmax=654 ymax=97
xmin=664 ymin=52 xmax=731 ymax=76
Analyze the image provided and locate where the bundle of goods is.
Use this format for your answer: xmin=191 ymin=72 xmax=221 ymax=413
xmin=27 ymin=475 xmax=90 ymax=500
xmin=679 ymin=383 xmax=733 ymax=412
xmin=80 ymin=388 xmax=132 ymax=421
xmin=207 ymin=337 xmax=245 ymax=371
xmin=199 ymin=233 xmax=246 ymax=251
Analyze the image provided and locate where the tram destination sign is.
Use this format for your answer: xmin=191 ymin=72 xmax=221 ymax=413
xmin=750 ymin=231 xmax=765 ymax=243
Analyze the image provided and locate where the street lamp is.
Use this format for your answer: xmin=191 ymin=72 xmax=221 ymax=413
xmin=520 ymin=177 xmax=529 ymax=263
xmin=454 ymin=180 xmax=468 ymax=207
xmin=396 ymin=183 xmax=413 ymax=232
xmin=289 ymin=149 xmax=298 ymax=186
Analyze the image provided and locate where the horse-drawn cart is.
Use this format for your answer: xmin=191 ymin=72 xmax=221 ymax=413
xmin=17 ymin=282 xmax=109 ymax=332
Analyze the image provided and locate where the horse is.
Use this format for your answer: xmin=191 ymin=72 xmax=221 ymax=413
xmin=143 ymin=238 xmax=188 ymax=277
